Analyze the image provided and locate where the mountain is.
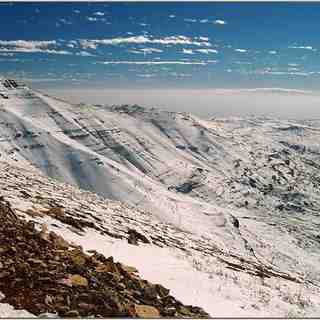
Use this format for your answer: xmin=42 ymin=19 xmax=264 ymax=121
xmin=1 ymin=79 xmax=320 ymax=317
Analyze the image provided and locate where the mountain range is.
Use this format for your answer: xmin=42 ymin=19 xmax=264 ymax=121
xmin=1 ymin=78 xmax=320 ymax=317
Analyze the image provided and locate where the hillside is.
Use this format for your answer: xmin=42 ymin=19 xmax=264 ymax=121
xmin=1 ymin=79 xmax=320 ymax=317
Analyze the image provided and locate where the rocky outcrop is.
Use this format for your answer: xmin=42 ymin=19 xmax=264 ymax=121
xmin=0 ymin=197 xmax=209 ymax=318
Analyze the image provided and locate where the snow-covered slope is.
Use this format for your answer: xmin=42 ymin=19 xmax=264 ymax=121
xmin=1 ymin=80 xmax=320 ymax=317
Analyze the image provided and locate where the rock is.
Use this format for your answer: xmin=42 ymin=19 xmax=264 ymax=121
xmin=27 ymin=258 xmax=47 ymax=268
xmin=69 ymin=274 xmax=89 ymax=287
xmin=69 ymin=250 xmax=87 ymax=266
xmin=163 ymin=306 xmax=176 ymax=316
xmin=56 ymin=306 xmax=70 ymax=314
xmin=0 ymin=271 xmax=10 ymax=278
xmin=120 ymin=264 xmax=138 ymax=274
xmin=58 ymin=278 xmax=73 ymax=287
xmin=128 ymin=234 xmax=138 ymax=246
xmin=49 ymin=231 xmax=69 ymax=249
xmin=65 ymin=310 xmax=79 ymax=317
xmin=46 ymin=207 xmax=65 ymax=218
xmin=127 ymin=229 xmax=150 ymax=245
xmin=44 ymin=295 xmax=53 ymax=306
xmin=179 ymin=305 xmax=194 ymax=316
xmin=144 ymin=285 xmax=158 ymax=300
xmin=132 ymin=304 xmax=160 ymax=318
xmin=0 ymin=197 xmax=209 ymax=319
xmin=78 ymin=303 xmax=95 ymax=312
xmin=231 ymin=216 xmax=240 ymax=229
xmin=155 ymin=284 xmax=170 ymax=298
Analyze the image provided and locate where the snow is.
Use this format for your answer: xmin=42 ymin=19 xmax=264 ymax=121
xmin=1 ymin=82 xmax=320 ymax=317
xmin=0 ymin=299 xmax=36 ymax=318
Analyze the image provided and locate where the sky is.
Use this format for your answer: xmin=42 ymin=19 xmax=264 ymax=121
xmin=2 ymin=1 xmax=320 ymax=118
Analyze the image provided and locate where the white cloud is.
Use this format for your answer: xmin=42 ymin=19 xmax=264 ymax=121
xmin=73 ymin=10 xmax=80 ymax=14
xmin=79 ymin=40 xmax=98 ymax=50
xmin=0 ymin=40 xmax=56 ymax=49
xmin=137 ymin=73 xmax=156 ymax=78
xmin=235 ymin=48 xmax=247 ymax=53
xmin=213 ymin=19 xmax=227 ymax=25
xmin=234 ymin=61 xmax=252 ymax=65
xmin=59 ymin=18 xmax=72 ymax=25
xmin=130 ymin=48 xmax=163 ymax=54
xmin=198 ymin=36 xmax=209 ymax=41
xmin=200 ymin=19 xmax=209 ymax=23
xmin=79 ymin=35 xmax=211 ymax=48
xmin=0 ymin=48 xmax=72 ymax=55
xmin=182 ymin=48 xmax=194 ymax=54
xmin=0 ymin=40 xmax=71 ymax=55
xmin=93 ymin=11 xmax=105 ymax=16
xmin=269 ymin=50 xmax=277 ymax=54
xmin=169 ymin=15 xmax=176 ymax=18
xmin=289 ymin=45 xmax=315 ymax=51
xmin=169 ymin=72 xmax=192 ymax=77
xmin=0 ymin=52 xmax=14 ymax=56
xmin=86 ymin=16 xmax=107 ymax=23
xmin=139 ymin=23 xmax=148 ymax=27
xmin=256 ymin=69 xmax=311 ymax=76
xmin=196 ymin=49 xmax=218 ymax=54
xmin=97 ymin=60 xmax=209 ymax=65
xmin=76 ymin=51 xmax=96 ymax=57
xmin=184 ymin=18 xmax=197 ymax=23
xmin=87 ymin=17 xmax=98 ymax=22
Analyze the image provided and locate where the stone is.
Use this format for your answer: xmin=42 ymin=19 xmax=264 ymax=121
xmin=46 ymin=207 xmax=65 ymax=218
xmin=144 ymin=285 xmax=158 ymax=300
xmin=179 ymin=305 xmax=194 ymax=316
xmin=69 ymin=274 xmax=89 ymax=287
xmin=155 ymin=284 xmax=170 ymax=297
xmin=44 ymin=295 xmax=53 ymax=306
xmin=78 ymin=303 xmax=95 ymax=312
xmin=69 ymin=251 xmax=86 ymax=266
xmin=120 ymin=264 xmax=138 ymax=274
xmin=65 ymin=310 xmax=79 ymax=317
xmin=49 ymin=232 xmax=69 ymax=249
xmin=133 ymin=304 xmax=160 ymax=318
xmin=127 ymin=229 xmax=150 ymax=245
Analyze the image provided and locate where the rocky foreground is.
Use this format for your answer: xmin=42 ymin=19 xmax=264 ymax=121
xmin=0 ymin=197 xmax=208 ymax=318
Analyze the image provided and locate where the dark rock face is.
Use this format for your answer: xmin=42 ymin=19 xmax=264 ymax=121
xmin=127 ymin=228 xmax=150 ymax=245
xmin=0 ymin=197 xmax=209 ymax=318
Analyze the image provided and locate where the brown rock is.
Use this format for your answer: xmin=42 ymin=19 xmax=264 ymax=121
xmin=69 ymin=274 xmax=88 ymax=287
xmin=155 ymin=284 xmax=170 ymax=297
xmin=78 ymin=302 xmax=95 ymax=312
xmin=0 ymin=271 xmax=9 ymax=278
xmin=133 ymin=304 xmax=160 ymax=318
xmin=49 ymin=231 xmax=69 ymax=249
xmin=46 ymin=207 xmax=65 ymax=218
xmin=120 ymin=264 xmax=138 ymax=274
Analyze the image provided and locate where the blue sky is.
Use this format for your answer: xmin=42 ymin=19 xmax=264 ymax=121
xmin=1 ymin=2 xmax=320 ymax=90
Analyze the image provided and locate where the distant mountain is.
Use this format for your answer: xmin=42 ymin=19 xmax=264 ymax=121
xmin=1 ymin=79 xmax=320 ymax=317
